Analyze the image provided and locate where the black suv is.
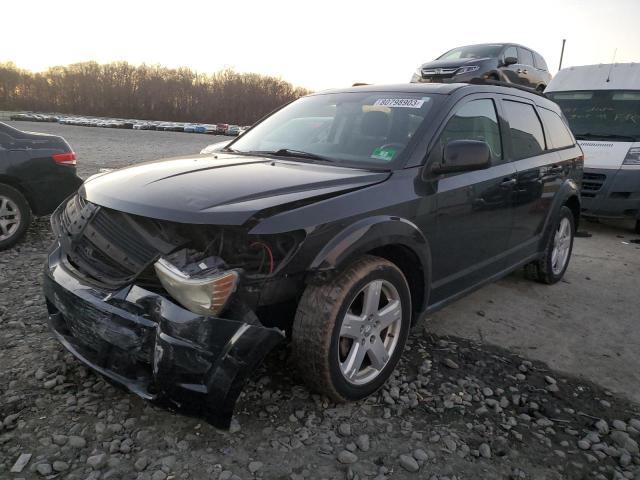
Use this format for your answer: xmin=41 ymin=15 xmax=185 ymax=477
xmin=44 ymin=83 xmax=582 ymax=427
xmin=0 ymin=122 xmax=82 ymax=250
xmin=411 ymin=43 xmax=552 ymax=92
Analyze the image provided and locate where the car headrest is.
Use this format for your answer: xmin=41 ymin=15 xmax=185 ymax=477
xmin=360 ymin=111 xmax=389 ymax=137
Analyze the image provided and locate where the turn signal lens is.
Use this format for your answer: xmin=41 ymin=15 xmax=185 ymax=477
xmin=154 ymin=258 xmax=239 ymax=316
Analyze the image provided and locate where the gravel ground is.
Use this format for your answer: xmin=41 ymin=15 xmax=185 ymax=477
xmin=1 ymin=121 xmax=640 ymax=479
xmin=427 ymin=219 xmax=640 ymax=404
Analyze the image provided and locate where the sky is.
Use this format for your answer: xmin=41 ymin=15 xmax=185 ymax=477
xmin=4 ymin=0 xmax=640 ymax=91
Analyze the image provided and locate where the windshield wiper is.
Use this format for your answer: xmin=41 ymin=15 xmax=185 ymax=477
xmin=253 ymin=148 xmax=335 ymax=162
xmin=575 ymin=133 xmax=637 ymax=142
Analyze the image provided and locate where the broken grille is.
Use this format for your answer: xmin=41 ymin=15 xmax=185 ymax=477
xmin=57 ymin=196 xmax=161 ymax=289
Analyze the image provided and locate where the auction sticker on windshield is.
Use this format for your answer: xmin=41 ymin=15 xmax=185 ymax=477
xmin=371 ymin=146 xmax=397 ymax=161
xmin=374 ymin=98 xmax=424 ymax=108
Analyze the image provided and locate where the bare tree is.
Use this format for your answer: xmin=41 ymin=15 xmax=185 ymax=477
xmin=0 ymin=61 xmax=310 ymax=124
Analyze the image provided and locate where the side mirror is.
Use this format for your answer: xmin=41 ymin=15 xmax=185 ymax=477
xmin=431 ymin=140 xmax=491 ymax=175
xmin=503 ymin=56 xmax=518 ymax=66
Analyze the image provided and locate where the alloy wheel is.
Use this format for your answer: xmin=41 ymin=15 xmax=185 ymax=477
xmin=0 ymin=195 xmax=21 ymax=242
xmin=551 ymin=217 xmax=572 ymax=275
xmin=338 ymin=279 xmax=403 ymax=385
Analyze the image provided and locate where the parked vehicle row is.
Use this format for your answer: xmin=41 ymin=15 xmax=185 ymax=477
xmin=10 ymin=113 xmax=248 ymax=136
xmin=10 ymin=113 xmax=60 ymax=122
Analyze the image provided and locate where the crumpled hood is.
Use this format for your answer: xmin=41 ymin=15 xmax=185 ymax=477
xmin=420 ymin=57 xmax=492 ymax=70
xmin=81 ymin=153 xmax=389 ymax=225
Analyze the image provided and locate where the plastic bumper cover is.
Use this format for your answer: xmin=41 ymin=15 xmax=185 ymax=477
xmin=43 ymin=243 xmax=284 ymax=429
xmin=581 ymin=167 xmax=640 ymax=219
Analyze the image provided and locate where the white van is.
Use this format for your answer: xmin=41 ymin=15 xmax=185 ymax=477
xmin=545 ymin=63 xmax=640 ymax=232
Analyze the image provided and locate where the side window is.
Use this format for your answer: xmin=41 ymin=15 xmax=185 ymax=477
xmin=502 ymin=100 xmax=545 ymax=159
xmin=539 ymin=108 xmax=575 ymax=149
xmin=533 ymin=52 xmax=548 ymax=71
xmin=503 ymin=46 xmax=518 ymax=61
xmin=437 ymin=99 xmax=502 ymax=162
xmin=517 ymin=48 xmax=535 ymax=67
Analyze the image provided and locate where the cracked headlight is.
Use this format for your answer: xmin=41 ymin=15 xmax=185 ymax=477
xmin=456 ymin=65 xmax=480 ymax=75
xmin=154 ymin=258 xmax=239 ymax=316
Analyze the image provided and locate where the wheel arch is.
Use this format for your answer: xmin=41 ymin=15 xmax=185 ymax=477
xmin=564 ymin=194 xmax=581 ymax=231
xmin=308 ymin=216 xmax=431 ymax=319
xmin=0 ymin=175 xmax=32 ymax=206
xmin=539 ymin=180 xmax=581 ymax=249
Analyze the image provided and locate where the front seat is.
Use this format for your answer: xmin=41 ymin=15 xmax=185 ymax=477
xmin=348 ymin=110 xmax=390 ymax=156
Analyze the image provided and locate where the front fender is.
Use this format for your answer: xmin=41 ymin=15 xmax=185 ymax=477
xmin=309 ymin=216 xmax=431 ymax=311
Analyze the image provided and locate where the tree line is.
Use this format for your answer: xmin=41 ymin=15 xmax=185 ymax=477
xmin=0 ymin=61 xmax=311 ymax=125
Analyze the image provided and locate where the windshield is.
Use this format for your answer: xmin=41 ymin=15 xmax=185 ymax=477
xmin=547 ymin=90 xmax=640 ymax=141
xmin=229 ymin=92 xmax=438 ymax=168
xmin=438 ymin=44 xmax=504 ymax=61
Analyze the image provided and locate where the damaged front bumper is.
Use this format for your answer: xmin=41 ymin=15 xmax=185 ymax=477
xmin=43 ymin=243 xmax=284 ymax=429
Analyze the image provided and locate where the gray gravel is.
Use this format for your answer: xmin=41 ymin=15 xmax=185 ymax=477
xmin=1 ymin=124 xmax=640 ymax=479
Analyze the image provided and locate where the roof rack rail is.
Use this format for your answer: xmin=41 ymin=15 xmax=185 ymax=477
xmin=467 ymin=78 xmax=546 ymax=97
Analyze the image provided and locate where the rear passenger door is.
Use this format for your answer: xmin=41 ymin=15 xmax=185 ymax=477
xmin=516 ymin=48 xmax=537 ymax=88
xmin=426 ymin=95 xmax=517 ymax=303
xmin=501 ymin=98 xmax=562 ymax=253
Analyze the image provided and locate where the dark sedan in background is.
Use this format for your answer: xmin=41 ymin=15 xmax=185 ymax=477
xmin=0 ymin=122 xmax=82 ymax=249
xmin=411 ymin=43 xmax=552 ymax=92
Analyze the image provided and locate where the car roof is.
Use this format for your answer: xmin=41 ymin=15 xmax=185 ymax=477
xmin=311 ymin=82 xmax=542 ymax=99
xmin=312 ymin=83 xmax=467 ymax=95
xmin=309 ymin=82 xmax=562 ymax=113
xmin=546 ymin=63 xmax=640 ymax=92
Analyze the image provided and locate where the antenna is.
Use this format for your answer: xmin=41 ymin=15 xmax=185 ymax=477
xmin=558 ymin=39 xmax=566 ymax=70
xmin=606 ymin=48 xmax=617 ymax=83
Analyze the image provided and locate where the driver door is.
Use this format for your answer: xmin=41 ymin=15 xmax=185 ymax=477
xmin=420 ymin=95 xmax=517 ymax=304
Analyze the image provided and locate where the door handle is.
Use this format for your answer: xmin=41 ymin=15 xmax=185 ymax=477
xmin=549 ymin=165 xmax=564 ymax=174
xmin=500 ymin=178 xmax=517 ymax=188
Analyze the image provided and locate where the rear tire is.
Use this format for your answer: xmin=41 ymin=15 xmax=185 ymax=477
xmin=0 ymin=184 xmax=31 ymax=251
xmin=525 ymin=206 xmax=575 ymax=284
xmin=292 ymin=255 xmax=411 ymax=401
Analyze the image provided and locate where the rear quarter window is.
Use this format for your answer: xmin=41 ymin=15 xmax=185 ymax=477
xmin=517 ymin=48 xmax=535 ymax=67
xmin=533 ymin=52 xmax=548 ymax=71
xmin=539 ymin=108 xmax=575 ymax=149
xmin=502 ymin=100 xmax=545 ymax=159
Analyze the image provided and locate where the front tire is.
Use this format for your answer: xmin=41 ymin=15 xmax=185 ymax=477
xmin=292 ymin=255 xmax=411 ymax=401
xmin=0 ymin=184 xmax=31 ymax=251
xmin=525 ymin=206 xmax=575 ymax=284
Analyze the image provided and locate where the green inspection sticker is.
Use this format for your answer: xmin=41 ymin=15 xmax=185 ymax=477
xmin=371 ymin=146 xmax=397 ymax=161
